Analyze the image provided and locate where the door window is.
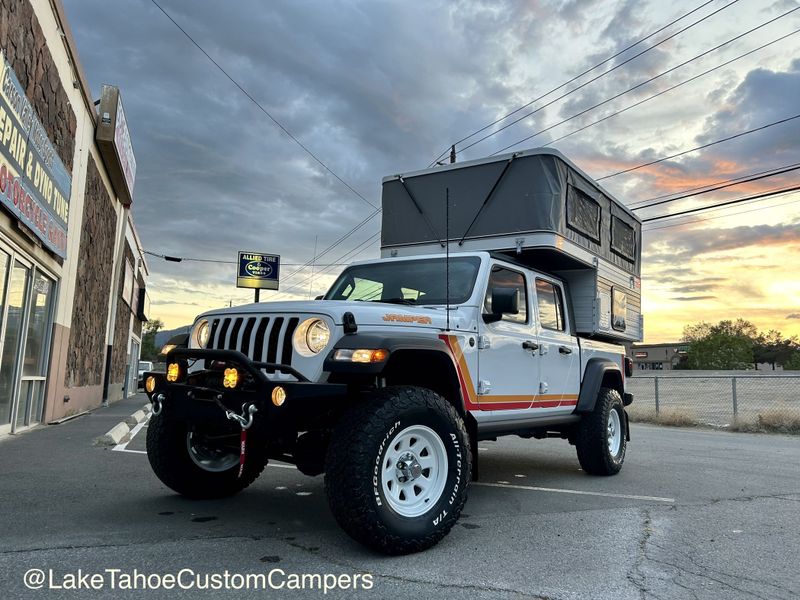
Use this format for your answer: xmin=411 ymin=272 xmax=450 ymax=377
xmin=484 ymin=266 xmax=528 ymax=324
xmin=0 ymin=261 xmax=29 ymax=426
xmin=535 ymin=279 xmax=566 ymax=331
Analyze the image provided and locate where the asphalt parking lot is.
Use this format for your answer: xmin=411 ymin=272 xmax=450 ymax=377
xmin=0 ymin=393 xmax=798 ymax=599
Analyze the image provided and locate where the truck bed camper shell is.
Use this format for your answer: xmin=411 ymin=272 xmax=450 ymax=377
xmin=380 ymin=148 xmax=643 ymax=342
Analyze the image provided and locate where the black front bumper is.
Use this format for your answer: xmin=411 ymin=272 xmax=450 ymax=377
xmin=145 ymin=348 xmax=347 ymax=429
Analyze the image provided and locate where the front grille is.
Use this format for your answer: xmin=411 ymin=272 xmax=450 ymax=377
xmin=206 ymin=315 xmax=300 ymax=377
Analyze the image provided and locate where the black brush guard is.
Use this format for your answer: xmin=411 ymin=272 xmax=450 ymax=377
xmin=145 ymin=348 xmax=347 ymax=429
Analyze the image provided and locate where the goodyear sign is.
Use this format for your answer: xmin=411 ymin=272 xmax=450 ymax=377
xmin=237 ymin=252 xmax=280 ymax=290
xmin=0 ymin=53 xmax=71 ymax=258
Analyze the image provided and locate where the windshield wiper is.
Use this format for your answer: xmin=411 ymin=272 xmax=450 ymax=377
xmin=373 ymin=297 xmax=417 ymax=305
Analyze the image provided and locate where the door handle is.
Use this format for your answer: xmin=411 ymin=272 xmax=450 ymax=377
xmin=522 ymin=340 xmax=539 ymax=351
xmin=558 ymin=346 xmax=572 ymax=355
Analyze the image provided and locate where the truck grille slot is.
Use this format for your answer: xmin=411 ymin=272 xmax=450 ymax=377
xmin=206 ymin=315 xmax=300 ymax=377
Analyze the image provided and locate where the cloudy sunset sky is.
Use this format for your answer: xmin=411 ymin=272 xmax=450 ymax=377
xmin=63 ymin=0 xmax=800 ymax=343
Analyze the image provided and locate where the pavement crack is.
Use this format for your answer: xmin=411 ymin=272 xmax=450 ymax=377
xmin=283 ymin=539 xmax=555 ymax=599
xmin=625 ymin=508 xmax=653 ymax=600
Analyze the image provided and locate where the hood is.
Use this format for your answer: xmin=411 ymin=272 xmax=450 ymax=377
xmin=198 ymin=300 xmax=477 ymax=331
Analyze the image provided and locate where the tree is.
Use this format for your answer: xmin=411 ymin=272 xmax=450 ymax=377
xmin=141 ymin=319 xmax=164 ymax=362
xmin=784 ymin=351 xmax=800 ymax=371
xmin=682 ymin=319 xmax=755 ymax=370
xmin=753 ymin=330 xmax=799 ymax=370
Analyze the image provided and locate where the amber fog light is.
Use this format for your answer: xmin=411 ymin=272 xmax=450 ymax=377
xmin=223 ymin=368 xmax=240 ymax=389
xmin=145 ymin=376 xmax=156 ymax=394
xmin=166 ymin=362 xmax=181 ymax=382
xmin=272 ymin=386 xmax=287 ymax=407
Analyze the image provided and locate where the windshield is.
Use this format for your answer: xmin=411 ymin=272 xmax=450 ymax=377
xmin=325 ymin=257 xmax=481 ymax=305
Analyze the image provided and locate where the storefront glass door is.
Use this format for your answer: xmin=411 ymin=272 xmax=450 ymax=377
xmin=0 ymin=260 xmax=30 ymax=434
xmin=16 ymin=270 xmax=54 ymax=428
xmin=0 ymin=240 xmax=57 ymax=435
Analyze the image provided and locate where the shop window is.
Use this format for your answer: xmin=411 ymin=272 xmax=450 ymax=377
xmin=122 ymin=260 xmax=134 ymax=307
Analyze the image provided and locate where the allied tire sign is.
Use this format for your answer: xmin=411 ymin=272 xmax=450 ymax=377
xmin=0 ymin=53 xmax=71 ymax=259
xmin=237 ymin=252 xmax=280 ymax=290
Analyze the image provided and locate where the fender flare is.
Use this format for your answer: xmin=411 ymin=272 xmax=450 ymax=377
xmin=324 ymin=333 xmax=452 ymax=371
xmin=323 ymin=333 xmax=466 ymax=411
xmin=576 ymin=357 xmax=624 ymax=413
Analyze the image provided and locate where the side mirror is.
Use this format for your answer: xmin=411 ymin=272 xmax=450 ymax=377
xmin=314 ymin=295 xmax=324 ymax=300
xmin=483 ymin=287 xmax=519 ymax=323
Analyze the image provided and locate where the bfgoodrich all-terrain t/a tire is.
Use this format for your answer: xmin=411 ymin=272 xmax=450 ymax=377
xmin=575 ymin=387 xmax=627 ymax=476
xmin=324 ymin=386 xmax=471 ymax=555
xmin=146 ymin=414 xmax=266 ymax=499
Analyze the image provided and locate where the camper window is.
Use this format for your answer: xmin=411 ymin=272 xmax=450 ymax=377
xmin=612 ymin=287 xmax=627 ymax=331
xmin=611 ymin=216 xmax=636 ymax=262
xmin=566 ymin=185 xmax=601 ymax=244
xmin=535 ymin=279 xmax=565 ymax=331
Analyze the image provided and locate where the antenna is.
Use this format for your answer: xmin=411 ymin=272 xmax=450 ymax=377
xmin=445 ymin=187 xmax=450 ymax=332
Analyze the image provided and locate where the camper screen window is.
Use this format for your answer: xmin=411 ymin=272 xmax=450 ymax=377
xmin=566 ymin=186 xmax=601 ymax=243
xmin=611 ymin=216 xmax=636 ymax=261
xmin=612 ymin=287 xmax=627 ymax=331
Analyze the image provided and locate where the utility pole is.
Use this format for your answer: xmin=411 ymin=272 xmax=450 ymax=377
xmin=450 ymin=145 xmax=456 ymax=163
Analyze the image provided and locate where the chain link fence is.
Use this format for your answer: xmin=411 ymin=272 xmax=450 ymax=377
xmin=627 ymin=372 xmax=800 ymax=432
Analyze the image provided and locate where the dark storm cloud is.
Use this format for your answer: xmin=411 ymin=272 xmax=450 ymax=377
xmin=62 ymin=0 xmax=559 ymax=294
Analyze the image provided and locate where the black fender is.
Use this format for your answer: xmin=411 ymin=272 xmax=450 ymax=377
xmin=323 ymin=333 xmax=451 ymax=373
xmin=576 ymin=357 xmax=624 ymax=413
xmin=323 ymin=333 xmax=466 ymax=414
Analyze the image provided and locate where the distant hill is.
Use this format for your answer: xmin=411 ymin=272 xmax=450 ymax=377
xmin=155 ymin=325 xmax=191 ymax=348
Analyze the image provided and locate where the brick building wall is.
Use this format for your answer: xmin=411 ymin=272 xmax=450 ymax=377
xmin=64 ymin=156 xmax=116 ymax=388
xmin=0 ymin=0 xmax=76 ymax=171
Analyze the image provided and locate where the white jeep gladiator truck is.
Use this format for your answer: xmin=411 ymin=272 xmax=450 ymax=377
xmin=144 ymin=148 xmax=642 ymax=554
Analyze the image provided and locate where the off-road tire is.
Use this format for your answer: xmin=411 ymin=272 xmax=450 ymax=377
xmin=575 ymin=387 xmax=627 ymax=476
xmin=146 ymin=414 xmax=267 ymax=499
xmin=325 ymin=386 xmax=471 ymax=555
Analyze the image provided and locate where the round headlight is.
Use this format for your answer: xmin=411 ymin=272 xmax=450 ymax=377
xmin=306 ymin=319 xmax=330 ymax=353
xmin=195 ymin=319 xmax=210 ymax=348
xmin=293 ymin=318 xmax=331 ymax=356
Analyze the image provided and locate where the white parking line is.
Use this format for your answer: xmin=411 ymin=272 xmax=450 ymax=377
xmin=111 ymin=416 xmax=150 ymax=454
xmin=474 ymin=481 xmax=675 ymax=503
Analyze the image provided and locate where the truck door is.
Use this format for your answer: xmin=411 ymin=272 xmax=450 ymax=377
xmin=532 ymin=277 xmax=580 ymax=411
xmin=477 ymin=265 xmax=539 ymax=410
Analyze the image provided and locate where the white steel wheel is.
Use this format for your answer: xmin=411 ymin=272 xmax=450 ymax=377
xmin=607 ymin=408 xmax=622 ymax=457
xmin=380 ymin=425 xmax=448 ymax=518
xmin=186 ymin=432 xmax=239 ymax=472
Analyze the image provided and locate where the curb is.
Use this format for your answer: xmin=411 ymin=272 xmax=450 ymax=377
xmin=93 ymin=422 xmax=130 ymax=447
xmin=94 ymin=403 xmax=152 ymax=448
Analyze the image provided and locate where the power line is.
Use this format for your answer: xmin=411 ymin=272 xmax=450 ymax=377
xmin=632 ymin=163 xmax=800 ymax=211
xmin=643 ymin=195 xmax=800 ymax=232
xmin=629 ymin=160 xmax=800 ymax=207
xmin=490 ymin=17 xmax=800 ymax=157
xmin=541 ymin=28 xmax=800 ymax=154
xmin=446 ymin=0 xmax=742 ymax=160
xmin=596 ymin=113 xmax=800 ymax=181
xmin=142 ymin=250 xmax=351 ymax=266
xmin=272 ymin=230 xmax=382 ymax=299
xmin=427 ymin=0 xmax=720 ymax=166
xmin=642 ymin=185 xmax=800 ymax=222
xmin=149 ymin=0 xmax=377 ymax=210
